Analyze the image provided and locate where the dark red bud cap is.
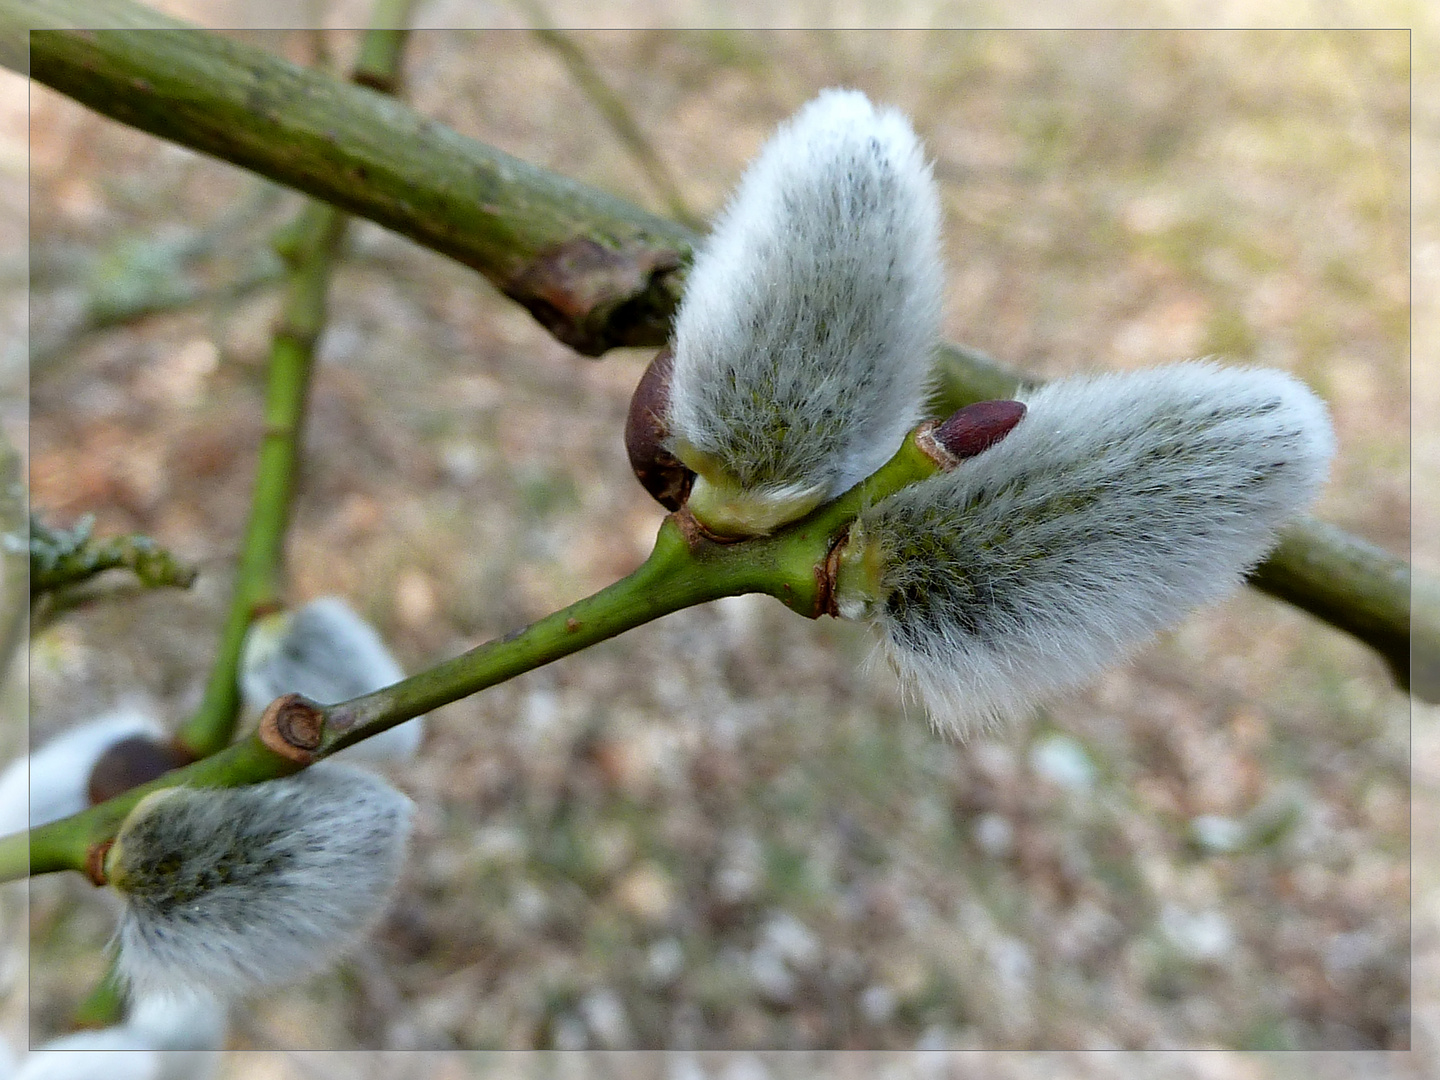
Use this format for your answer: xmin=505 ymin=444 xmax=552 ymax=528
xmin=86 ymin=735 xmax=196 ymax=806
xmin=933 ymin=399 xmax=1027 ymax=460
xmin=625 ymin=345 xmax=695 ymax=511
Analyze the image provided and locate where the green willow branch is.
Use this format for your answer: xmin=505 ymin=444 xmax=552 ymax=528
xmin=6 ymin=1 xmax=1417 ymax=689
xmin=1249 ymin=518 xmax=1421 ymax=697
xmin=2 ymin=0 xmax=690 ymax=356
xmin=175 ymin=194 xmax=344 ymax=759
xmin=0 ymin=430 xmax=945 ymax=883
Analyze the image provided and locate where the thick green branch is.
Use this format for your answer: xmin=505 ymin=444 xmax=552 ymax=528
xmin=4 ymin=0 xmax=692 ymax=356
xmin=1248 ymin=517 xmax=1427 ymax=699
xmin=4 ymin=0 xmax=1425 ymax=688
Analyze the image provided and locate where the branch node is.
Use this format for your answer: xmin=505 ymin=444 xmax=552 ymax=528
xmin=259 ymin=693 xmax=325 ymax=764
xmin=912 ymin=419 xmax=955 ymax=470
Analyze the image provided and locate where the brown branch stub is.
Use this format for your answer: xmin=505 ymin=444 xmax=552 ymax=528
xmin=259 ymin=693 xmax=325 ymax=764
xmin=504 ymin=236 xmax=684 ymax=356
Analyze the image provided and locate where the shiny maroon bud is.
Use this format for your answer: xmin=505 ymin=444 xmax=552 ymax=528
xmin=625 ymin=345 xmax=695 ymax=511
xmin=933 ymin=399 xmax=1027 ymax=461
xmin=87 ymin=735 xmax=195 ymax=806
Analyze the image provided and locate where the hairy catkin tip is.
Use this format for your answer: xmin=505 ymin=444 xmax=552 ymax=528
xmin=108 ymin=763 xmax=412 ymax=1001
xmin=849 ymin=361 xmax=1334 ymax=735
xmin=666 ymin=88 xmax=943 ymax=533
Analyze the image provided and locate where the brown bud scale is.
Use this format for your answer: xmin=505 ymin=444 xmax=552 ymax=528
xmin=85 ymin=839 xmax=114 ymax=886
xmin=625 ymin=345 xmax=695 ymax=511
xmin=86 ymin=735 xmax=197 ymax=806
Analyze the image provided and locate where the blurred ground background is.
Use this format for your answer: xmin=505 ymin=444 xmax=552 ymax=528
xmin=0 ymin=0 xmax=1435 ymax=1076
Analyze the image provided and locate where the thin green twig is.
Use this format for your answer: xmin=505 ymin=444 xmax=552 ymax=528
xmin=177 ymin=16 xmax=416 ymax=758
xmin=29 ymin=514 xmax=198 ymax=599
xmin=175 ymin=203 xmax=346 ymax=758
xmin=66 ymin=7 xmax=421 ymax=1027
xmin=0 ymin=429 xmax=945 ymax=882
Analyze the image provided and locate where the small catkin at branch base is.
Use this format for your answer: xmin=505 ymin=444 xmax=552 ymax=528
xmin=105 ymin=763 xmax=411 ymax=1001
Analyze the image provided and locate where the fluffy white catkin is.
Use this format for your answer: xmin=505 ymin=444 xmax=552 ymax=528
xmin=241 ymin=596 xmax=423 ymax=762
xmin=843 ymin=362 xmax=1334 ymax=733
xmin=667 ymin=88 xmax=943 ymax=534
xmin=107 ymin=762 xmax=412 ymax=1000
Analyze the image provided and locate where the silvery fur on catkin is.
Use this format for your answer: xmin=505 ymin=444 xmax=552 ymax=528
xmin=851 ymin=361 xmax=1334 ymax=733
xmin=110 ymin=762 xmax=412 ymax=1000
xmin=667 ymin=88 xmax=943 ymax=501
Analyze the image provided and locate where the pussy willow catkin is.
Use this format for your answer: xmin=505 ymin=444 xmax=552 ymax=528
xmin=667 ymin=88 xmax=943 ymax=536
xmin=838 ymin=362 xmax=1334 ymax=734
xmin=107 ymin=762 xmax=412 ymax=1000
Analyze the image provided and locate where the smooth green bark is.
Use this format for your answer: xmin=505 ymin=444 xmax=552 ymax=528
xmin=6 ymin=0 xmax=691 ymax=355
xmin=1248 ymin=517 xmax=1422 ymax=697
